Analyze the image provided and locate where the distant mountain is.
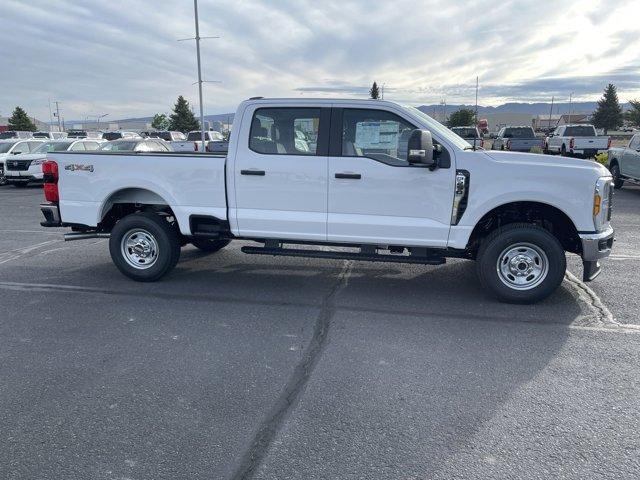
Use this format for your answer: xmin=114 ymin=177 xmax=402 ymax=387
xmin=417 ymin=102 xmax=631 ymax=116
xmin=66 ymin=101 xmax=632 ymax=126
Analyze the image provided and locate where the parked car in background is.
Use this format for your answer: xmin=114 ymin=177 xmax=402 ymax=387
xmin=451 ymin=126 xmax=483 ymax=149
xmin=146 ymin=131 xmax=187 ymax=142
xmin=545 ymin=125 xmax=610 ymax=158
xmin=33 ymin=131 xmax=68 ymax=139
xmin=491 ymin=126 xmax=543 ymax=152
xmin=99 ymin=138 xmax=172 ymax=152
xmin=173 ymin=130 xmax=225 ymax=152
xmin=0 ymin=139 xmax=44 ymax=185
xmin=40 ymin=98 xmax=614 ymax=304
xmin=0 ymin=131 xmax=34 ymax=140
xmin=102 ymin=131 xmax=141 ymax=141
xmin=4 ymin=138 xmax=106 ymax=187
xmin=607 ymin=133 xmax=640 ymax=189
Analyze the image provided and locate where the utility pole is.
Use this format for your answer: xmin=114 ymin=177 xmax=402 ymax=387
xmin=569 ymin=92 xmax=574 ymax=123
xmin=548 ymin=96 xmax=554 ymax=132
xmin=54 ymin=101 xmax=62 ymax=132
xmin=179 ymin=0 xmax=220 ymax=153
xmin=474 ymin=76 xmax=479 ymax=150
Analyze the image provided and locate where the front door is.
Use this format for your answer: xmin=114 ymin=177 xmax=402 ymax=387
xmin=623 ymin=134 xmax=640 ymax=179
xmin=233 ymin=106 xmax=330 ymax=241
xmin=327 ymin=107 xmax=455 ymax=247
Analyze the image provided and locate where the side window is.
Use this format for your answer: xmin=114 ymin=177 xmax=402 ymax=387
xmin=27 ymin=142 xmax=42 ymax=151
xmin=84 ymin=142 xmax=100 ymax=151
xmin=70 ymin=142 xmax=85 ymax=151
xmin=341 ymin=109 xmax=415 ymax=162
xmin=135 ymin=142 xmax=152 ymax=152
xmin=12 ymin=142 xmax=30 ymax=154
xmin=249 ymin=108 xmax=321 ymax=155
xmin=628 ymin=135 xmax=639 ymax=150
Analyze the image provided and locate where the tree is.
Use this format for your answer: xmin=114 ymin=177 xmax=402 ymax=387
xmin=7 ymin=106 xmax=37 ymax=131
xmin=591 ymin=83 xmax=623 ymax=134
xmin=168 ymin=96 xmax=200 ymax=133
xmin=625 ymin=100 xmax=640 ymax=127
xmin=369 ymin=82 xmax=380 ymax=100
xmin=447 ymin=108 xmax=476 ymax=127
xmin=151 ymin=113 xmax=169 ymax=130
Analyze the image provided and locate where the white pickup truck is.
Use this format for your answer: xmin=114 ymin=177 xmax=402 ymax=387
xmin=38 ymin=98 xmax=614 ymax=303
xmin=545 ymin=124 xmax=610 ymax=158
xmin=607 ymin=133 xmax=640 ymax=189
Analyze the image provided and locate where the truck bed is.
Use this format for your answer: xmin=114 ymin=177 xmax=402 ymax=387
xmin=48 ymin=151 xmax=227 ymax=235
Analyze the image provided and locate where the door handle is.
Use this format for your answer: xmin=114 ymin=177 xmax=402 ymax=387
xmin=241 ymin=169 xmax=265 ymax=176
xmin=335 ymin=172 xmax=361 ymax=179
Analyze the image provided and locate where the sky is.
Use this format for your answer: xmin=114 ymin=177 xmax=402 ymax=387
xmin=1 ymin=0 xmax=639 ymax=122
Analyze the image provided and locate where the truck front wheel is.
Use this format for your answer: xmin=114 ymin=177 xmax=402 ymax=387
xmin=109 ymin=212 xmax=181 ymax=282
xmin=476 ymin=223 xmax=566 ymax=304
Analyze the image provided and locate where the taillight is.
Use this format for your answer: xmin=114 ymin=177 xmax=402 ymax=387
xmin=506 ymin=139 xmax=511 ymax=150
xmin=194 ymin=142 xmax=198 ymax=151
xmin=42 ymin=160 xmax=59 ymax=203
xmin=569 ymin=138 xmax=575 ymax=149
xmin=607 ymin=137 xmax=611 ymax=149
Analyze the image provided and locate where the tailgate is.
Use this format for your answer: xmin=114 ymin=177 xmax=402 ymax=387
xmin=574 ymin=137 xmax=608 ymax=149
xmin=513 ymin=138 xmax=542 ymax=149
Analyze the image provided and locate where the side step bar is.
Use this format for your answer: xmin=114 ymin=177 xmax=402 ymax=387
xmin=241 ymin=245 xmax=446 ymax=265
xmin=64 ymin=232 xmax=111 ymax=241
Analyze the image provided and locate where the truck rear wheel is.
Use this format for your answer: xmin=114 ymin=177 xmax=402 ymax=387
xmin=476 ymin=223 xmax=566 ymax=304
xmin=109 ymin=212 xmax=181 ymax=282
xmin=191 ymin=238 xmax=230 ymax=253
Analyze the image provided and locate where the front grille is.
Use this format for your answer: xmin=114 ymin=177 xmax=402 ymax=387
xmin=5 ymin=159 xmax=31 ymax=171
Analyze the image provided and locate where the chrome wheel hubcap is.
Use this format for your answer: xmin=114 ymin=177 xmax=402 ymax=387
xmin=121 ymin=229 xmax=159 ymax=270
xmin=497 ymin=243 xmax=548 ymax=290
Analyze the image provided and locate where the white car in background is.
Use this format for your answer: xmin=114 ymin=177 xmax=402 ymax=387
xmin=0 ymin=139 xmax=44 ymax=185
xmin=4 ymin=138 xmax=105 ymax=187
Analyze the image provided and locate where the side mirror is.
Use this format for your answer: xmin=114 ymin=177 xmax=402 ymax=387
xmin=407 ymin=129 xmax=434 ymax=166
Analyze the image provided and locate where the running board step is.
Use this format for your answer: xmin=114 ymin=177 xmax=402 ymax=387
xmin=241 ymin=246 xmax=446 ymax=265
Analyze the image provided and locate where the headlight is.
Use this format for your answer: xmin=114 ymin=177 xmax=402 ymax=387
xmin=593 ymin=177 xmax=613 ymax=231
xmin=31 ymin=158 xmax=46 ymax=166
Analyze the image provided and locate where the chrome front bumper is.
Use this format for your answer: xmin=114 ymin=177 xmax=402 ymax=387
xmin=579 ymin=227 xmax=614 ymax=282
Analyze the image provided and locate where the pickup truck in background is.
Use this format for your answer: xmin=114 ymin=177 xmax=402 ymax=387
xmin=491 ymin=126 xmax=543 ymax=152
xmin=38 ymin=98 xmax=614 ymax=304
xmin=451 ymin=126 xmax=483 ymax=149
xmin=607 ymin=133 xmax=640 ymax=189
xmin=171 ymin=130 xmax=226 ymax=152
xmin=545 ymin=124 xmax=610 ymax=158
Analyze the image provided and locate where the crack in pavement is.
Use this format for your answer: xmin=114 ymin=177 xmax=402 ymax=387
xmin=564 ymin=271 xmax=640 ymax=333
xmin=229 ymin=260 xmax=353 ymax=480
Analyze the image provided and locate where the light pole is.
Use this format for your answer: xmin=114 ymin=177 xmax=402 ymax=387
xmin=569 ymin=92 xmax=574 ymax=122
xmin=178 ymin=0 xmax=220 ymax=152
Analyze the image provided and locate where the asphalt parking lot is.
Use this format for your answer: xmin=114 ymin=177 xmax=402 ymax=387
xmin=1 ymin=185 xmax=639 ymax=480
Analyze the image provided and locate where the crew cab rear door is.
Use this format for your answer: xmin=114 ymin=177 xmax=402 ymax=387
xmin=326 ymin=107 xmax=455 ymax=247
xmin=231 ymin=105 xmax=330 ymax=240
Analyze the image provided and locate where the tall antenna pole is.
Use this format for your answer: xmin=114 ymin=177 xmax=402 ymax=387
xmin=474 ymin=76 xmax=479 ymax=150
xmin=548 ymin=96 xmax=554 ymax=132
xmin=48 ymin=98 xmax=54 ymax=132
xmin=193 ymin=0 xmax=205 ymax=152
xmin=569 ymin=92 xmax=574 ymax=123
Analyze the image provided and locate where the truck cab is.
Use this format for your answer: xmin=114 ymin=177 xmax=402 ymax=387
xmin=39 ymin=98 xmax=615 ymax=304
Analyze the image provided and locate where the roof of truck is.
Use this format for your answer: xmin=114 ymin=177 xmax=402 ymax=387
xmin=243 ymin=97 xmax=403 ymax=106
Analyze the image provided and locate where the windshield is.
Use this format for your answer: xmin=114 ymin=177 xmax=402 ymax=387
xmin=33 ymin=141 xmax=73 ymax=153
xmin=100 ymin=141 xmax=138 ymax=151
xmin=504 ymin=127 xmax=535 ymax=138
xmin=402 ymin=106 xmax=470 ymax=150
xmin=564 ymin=126 xmax=595 ymax=137
xmin=452 ymin=127 xmax=479 ymax=138
xmin=0 ymin=142 xmax=16 ymax=153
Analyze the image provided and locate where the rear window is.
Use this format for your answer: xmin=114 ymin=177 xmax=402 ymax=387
xmin=564 ymin=126 xmax=595 ymax=137
xmin=100 ymin=141 xmax=138 ymax=151
xmin=102 ymin=132 xmax=123 ymax=141
xmin=452 ymin=127 xmax=479 ymax=138
xmin=503 ymin=127 xmax=535 ymax=138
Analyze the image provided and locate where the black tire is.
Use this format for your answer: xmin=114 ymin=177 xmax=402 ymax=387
xmin=610 ymin=163 xmax=624 ymax=189
xmin=0 ymin=177 xmax=7 ymax=186
xmin=476 ymin=223 xmax=566 ymax=304
xmin=191 ymin=238 xmax=230 ymax=253
xmin=109 ymin=212 xmax=181 ymax=282
xmin=13 ymin=182 xmax=28 ymax=188
xmin=561 ymin=144 xmax=568 ymax=157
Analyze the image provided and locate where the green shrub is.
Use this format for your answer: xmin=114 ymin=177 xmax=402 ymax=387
xmin=530 ymin=146 xmax=543 ymax=154
xmin=595 ymin=152 xmax=608 ymax=165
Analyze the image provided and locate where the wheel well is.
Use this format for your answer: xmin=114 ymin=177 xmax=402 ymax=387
xmin=467 ymin=202 xmax=581 ymax=256
xmin=98 ymin=188 xmax=177 ymax=231
xmin=609 ymin=158 xmax=618 ymax=166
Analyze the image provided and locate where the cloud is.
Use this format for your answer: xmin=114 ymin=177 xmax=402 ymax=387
xmin=0 ymin=0 xmax=639 ymax=121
